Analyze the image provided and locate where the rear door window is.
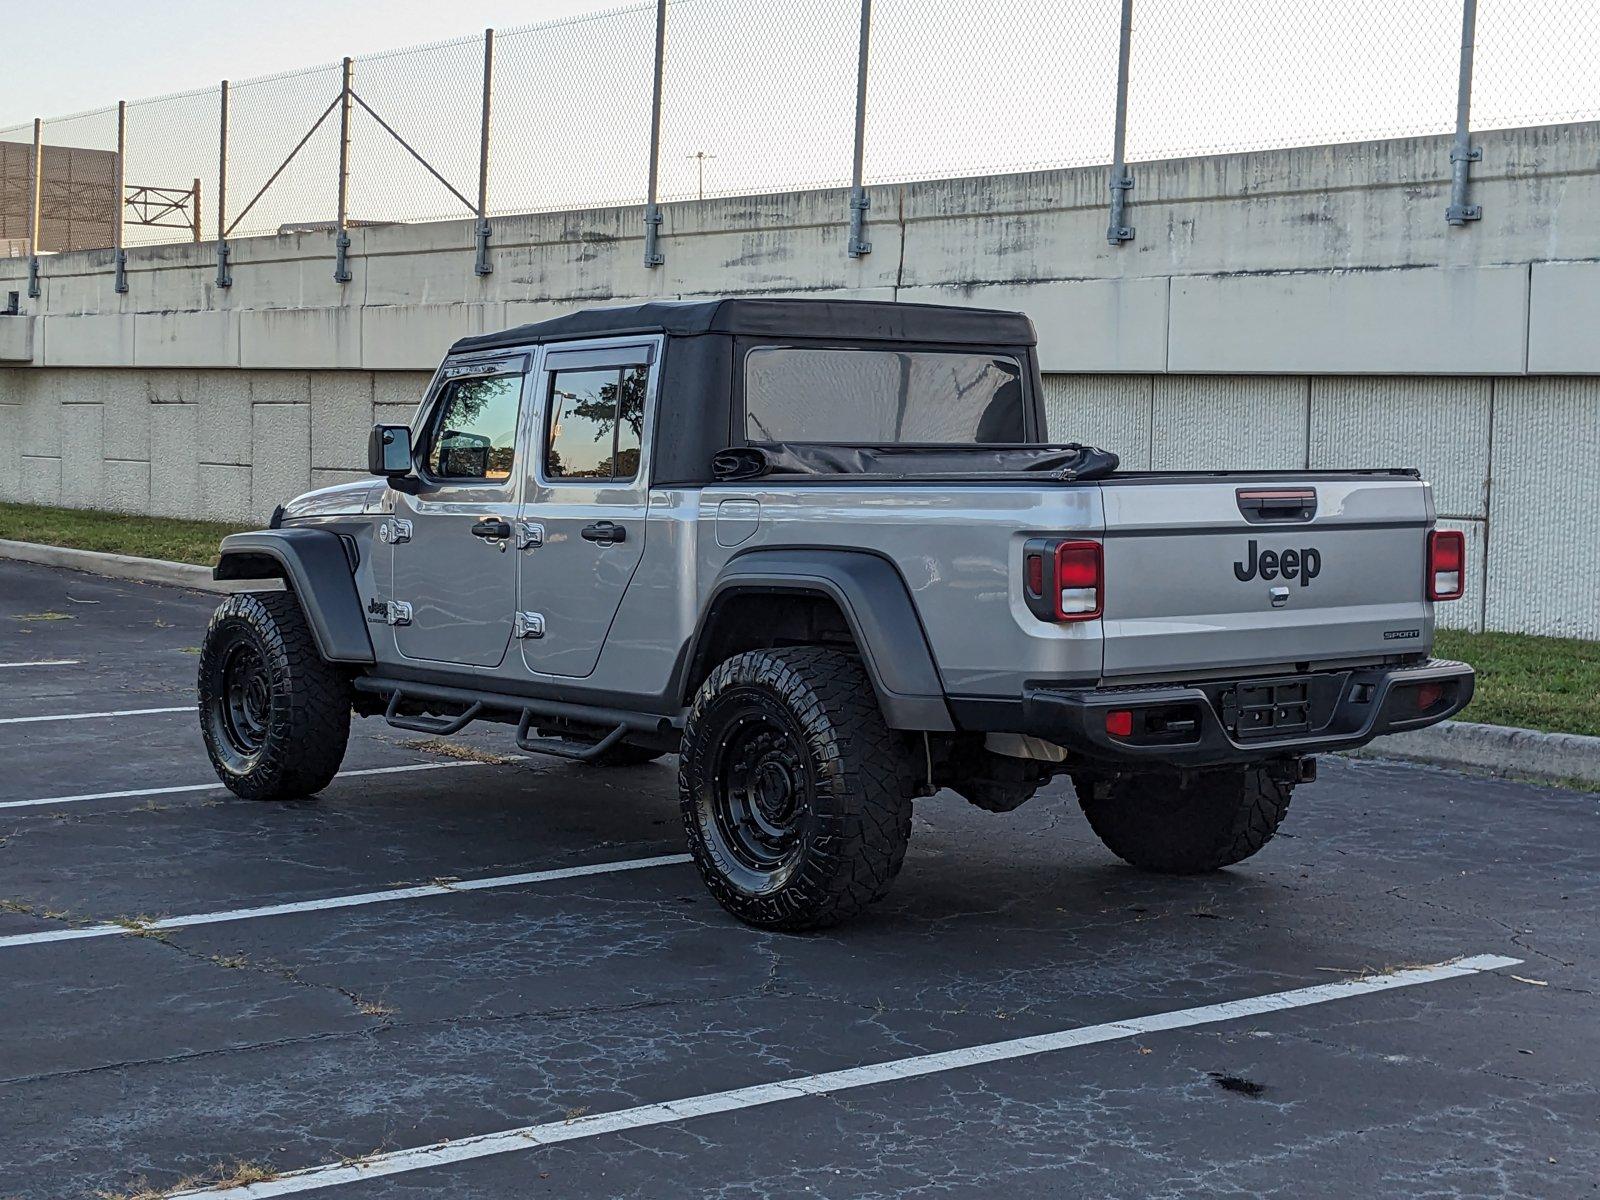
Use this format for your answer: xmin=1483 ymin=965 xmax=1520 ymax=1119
xmin=744 ymin=347 xmax=1025 ymax=444
xmin=545 ymin=364 xmax=647 ymax=482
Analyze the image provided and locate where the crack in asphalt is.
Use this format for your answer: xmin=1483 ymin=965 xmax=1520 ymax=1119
xmin=1384 ymin=883 xmax=1580 ymax=970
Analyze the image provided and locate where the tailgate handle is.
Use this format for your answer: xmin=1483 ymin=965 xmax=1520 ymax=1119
xmin=1237 ymin=488 xmax=1316 ymax=523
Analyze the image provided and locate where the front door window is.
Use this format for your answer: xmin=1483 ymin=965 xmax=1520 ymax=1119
xmin=424 ymin=375 xmax=523 ymax=481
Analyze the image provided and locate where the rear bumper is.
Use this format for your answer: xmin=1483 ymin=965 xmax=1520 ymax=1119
xmin=1015 ymin=659 xmax=1474 ymax=768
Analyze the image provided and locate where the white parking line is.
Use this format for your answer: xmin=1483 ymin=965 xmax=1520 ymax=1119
xmin=0 ymin=853 xmax=691 ymax=950
xmin=0 ymin=760 xmax=498 ymax=812
xmin=168 ymin=953 xmax=1521 ymax=1197
xmin=0 ymin=659 xmax=80 ymax=668
xmin=0 ymin=705 xmax=191 ymax=726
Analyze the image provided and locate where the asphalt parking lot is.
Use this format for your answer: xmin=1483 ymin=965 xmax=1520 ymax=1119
xmin=0 ymin=557 xmax=1595 ymax=1199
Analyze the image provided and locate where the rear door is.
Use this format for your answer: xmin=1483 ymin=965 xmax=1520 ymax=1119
xmin=517 ymin=337 xmax=657 ymax=678
xmin=1097 ymin=476 xmax=1434 ymax=679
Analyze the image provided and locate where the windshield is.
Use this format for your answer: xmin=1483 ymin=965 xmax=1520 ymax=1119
xmin=744 ymin=347 xmax=1025 ymax=444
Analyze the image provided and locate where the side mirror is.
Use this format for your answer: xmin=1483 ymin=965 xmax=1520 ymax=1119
xmin=368 ymin=424 xmax=414 ymax=478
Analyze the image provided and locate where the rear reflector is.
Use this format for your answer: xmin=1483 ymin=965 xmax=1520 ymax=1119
xmin=1416 ymin=682 xmax=1445 ymax=711
xmin=1024 ymin=551 xmax=1044 ymax=599
xmin=1427 ymin=529 xmax=1466 ymax=601
xmin=1105 ymin=709 xmax=1134 ymax=738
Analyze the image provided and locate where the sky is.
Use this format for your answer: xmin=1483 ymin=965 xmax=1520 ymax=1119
xmin=0 ymin=0 xmax=619 ymax=125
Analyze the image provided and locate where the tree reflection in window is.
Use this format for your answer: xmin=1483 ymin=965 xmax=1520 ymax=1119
xmin=546 ymin=365 xmax=646 ymax=481
xmin=427 ymin=375 xmax=521 ymax=480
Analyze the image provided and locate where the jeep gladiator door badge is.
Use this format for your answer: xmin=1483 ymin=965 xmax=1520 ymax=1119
xmin=1233 ymin=539 xmax=1321 ymax=586
xmin=366 ymin=598 xmax=413 ymax=626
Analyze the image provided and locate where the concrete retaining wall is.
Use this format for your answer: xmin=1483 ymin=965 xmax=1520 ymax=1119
xmin=0 ymin=367 xmax=432 ymax=523
xmin=1 ymin=121 xmax=1597 ymax=637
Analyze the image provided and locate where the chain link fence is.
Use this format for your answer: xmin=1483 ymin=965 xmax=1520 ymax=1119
xmin=4 ymin=0 xmax=1597 ymax=286
xmin=1125 ymin=0 xmax=1463 ymax=162
xmin=493 ymin=7 xmax=657 ymax=213
xmin=123 ymin=88 xmax=218 ymax=248
xmin=225 ymin=63 xmax=347 ymax=241
xmin=866 ymin=0 xmax=1122 ymax=181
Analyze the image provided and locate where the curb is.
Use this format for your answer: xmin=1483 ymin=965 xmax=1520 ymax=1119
xmin=0 ymin=538 xmax=251 ymax=594
xmin=1350 ymin=720 xmax=1600 ymax=789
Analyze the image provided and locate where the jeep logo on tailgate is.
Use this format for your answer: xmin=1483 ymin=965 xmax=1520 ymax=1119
xmin=1233 ymin=539 xmax=1321 ymax=586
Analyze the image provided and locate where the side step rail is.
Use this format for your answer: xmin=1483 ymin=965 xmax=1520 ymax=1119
xmin=354 ymin=676 xmax=676 ymax=762
xmin=383 ymin=692 xmax=484 ymax=735
xmin=514 ymin=713 xmax=629 ymax=762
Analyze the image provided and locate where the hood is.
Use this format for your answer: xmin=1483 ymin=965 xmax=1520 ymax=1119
xmin=281 ymin=479 xmax=385 ymax=520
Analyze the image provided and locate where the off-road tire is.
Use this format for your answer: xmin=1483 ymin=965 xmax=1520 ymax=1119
xmin=198 ymin=590 xmax=351 ymax=801
xmin=1075 ymin=767 xmax=1293 ymax=874
xmin=678 ymin=646 xmax=913 ymax=931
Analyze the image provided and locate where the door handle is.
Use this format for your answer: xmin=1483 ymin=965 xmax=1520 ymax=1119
xmin=580 ymin=521 xmax=627 ymax=545
xmin=471 ymin=518 xmax=511 ymax=540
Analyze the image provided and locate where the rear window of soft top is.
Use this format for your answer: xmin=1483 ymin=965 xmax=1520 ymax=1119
xmin=744 ymin=346 xmax=1025 ymax=444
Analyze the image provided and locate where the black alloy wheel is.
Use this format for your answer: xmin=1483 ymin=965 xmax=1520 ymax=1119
xmin=678 ymin=646 xmax=913 ymax=930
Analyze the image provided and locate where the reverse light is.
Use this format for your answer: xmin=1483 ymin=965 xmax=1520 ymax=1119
xmin=1427 ymin=529 xmax=1465 ymax=601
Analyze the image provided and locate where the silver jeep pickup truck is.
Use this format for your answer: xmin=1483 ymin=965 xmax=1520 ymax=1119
xmin=199 ymin=298 xmax=1474 ymax=930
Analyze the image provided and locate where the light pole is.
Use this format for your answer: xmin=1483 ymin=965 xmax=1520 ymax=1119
xmin=686 ymin=150 xmax=715 ymax=201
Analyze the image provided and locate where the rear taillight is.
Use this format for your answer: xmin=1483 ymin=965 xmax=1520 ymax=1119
xmin=1055 ymin=541 xmax=1103 ymax=618
xmin=1023 ymin=538 xmax=1103 ymax=622
xmin=1427 ymin=529 xmax=1465 ymax=601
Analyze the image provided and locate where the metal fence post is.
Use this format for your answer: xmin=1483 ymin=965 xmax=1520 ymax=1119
xmin=191 ymin=178 xmax=202 ymax=243
xmin=334 ymin=56 xmax=354 ymax=283
xmin=474 ymin=28 xmax=494 ymax=277
xmin=26 ymin=118 xmax=41 ymax=299
xmin=642 ymin=0 xmax=667 ymax=268
xmin=847 ymin=0 xmax=872 ymax=258
xmin=113 ymin=100 xmax=128 ymax=293
xmin=1106 ymin=0 xmax=1135 ymax=245
xmin=1447 ymin=0 xmax=1482 ymax=226
xmin=215 ymin=80 xmax=232 ymax=287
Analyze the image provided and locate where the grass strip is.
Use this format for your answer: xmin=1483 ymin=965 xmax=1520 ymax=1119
xmin=1435 ymin=628 xmax=1600 ymax=738
xmin=0 ymin=501 xmax=251 ymax=567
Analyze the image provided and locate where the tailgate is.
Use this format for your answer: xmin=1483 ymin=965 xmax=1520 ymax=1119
xmin=1098 ymin=477 xmax=1434 ymax=679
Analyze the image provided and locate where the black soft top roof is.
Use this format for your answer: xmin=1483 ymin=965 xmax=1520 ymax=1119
xmin=450 ymin=297 xmax=1036 ymax=356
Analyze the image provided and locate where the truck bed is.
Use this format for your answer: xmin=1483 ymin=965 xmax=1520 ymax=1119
xmin=700 ymin=469 xmax=1439 ymax=696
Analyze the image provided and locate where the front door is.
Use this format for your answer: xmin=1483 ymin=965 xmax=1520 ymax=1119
xmin=518 ymin=339 xmax=656 ymax=678
xmin=391 ymin=357 xmax=528 ymax=667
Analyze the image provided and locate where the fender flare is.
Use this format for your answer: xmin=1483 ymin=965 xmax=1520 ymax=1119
xmin=686 ymin=548 xmax=953 ymax=731
xmin=213 ymin=528 xmax=375 ymax=664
